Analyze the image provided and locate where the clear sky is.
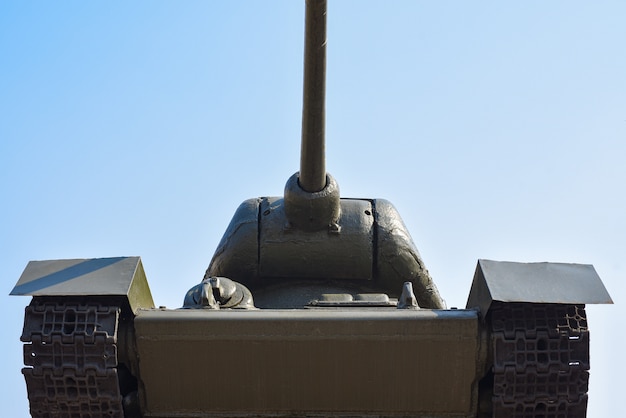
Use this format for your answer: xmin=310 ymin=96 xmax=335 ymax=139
xmin=1 ymin=1 xmax=623 ymax=417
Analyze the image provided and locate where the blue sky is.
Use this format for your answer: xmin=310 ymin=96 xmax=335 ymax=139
xmin=1 ymin=1 xmax=623 ymax=416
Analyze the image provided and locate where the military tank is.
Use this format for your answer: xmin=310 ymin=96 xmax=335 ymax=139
xmin=10 ymin=1 xmax=612 ymax=417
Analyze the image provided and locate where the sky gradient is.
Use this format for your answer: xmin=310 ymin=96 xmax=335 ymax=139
xmin=1 ymin=1 xmax=623 ymax=416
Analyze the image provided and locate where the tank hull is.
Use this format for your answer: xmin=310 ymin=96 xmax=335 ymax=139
xmin=12 ymin=257 xmax=612 ymax=418
xmin=134 ymin=308 xmax=481 ymax=417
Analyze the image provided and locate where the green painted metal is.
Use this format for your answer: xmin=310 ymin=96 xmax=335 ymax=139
xmin=134 ymin=308 xmax=481 ymax=417
xmin=9 ymin=1 xmax=614 ymax=417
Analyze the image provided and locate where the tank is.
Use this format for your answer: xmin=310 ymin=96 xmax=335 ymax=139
xmin=10 ymin=1 xmax=613 ymax=417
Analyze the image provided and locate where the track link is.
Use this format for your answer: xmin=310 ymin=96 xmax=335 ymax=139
xmin=21 ymin=299 xmax=124 ymax=418
xmin=490 ymin=302 xmax=589 ymax=418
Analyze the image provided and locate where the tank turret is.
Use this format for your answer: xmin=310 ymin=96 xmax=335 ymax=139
xmin=10 ymin=1 xmax=612 ymax=417
xmin=205 ymin=0 xmax=444 ymax=309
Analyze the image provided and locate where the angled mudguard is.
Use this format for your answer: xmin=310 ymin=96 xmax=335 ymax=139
xmin=466 ymin=259 xmax=613 ymax=314
xmin=11 ymin=256 xmax=155 ymax=313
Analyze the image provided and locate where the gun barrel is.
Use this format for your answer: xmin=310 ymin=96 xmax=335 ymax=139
xmin=299 ymin=0 xmax=327 ymax=193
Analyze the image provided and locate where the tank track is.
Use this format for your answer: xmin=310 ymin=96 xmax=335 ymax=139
xmin=20 ymin=298 xmax=125 ymax=418
xmin=490 ymin=302 xmax=590 ymax=418
xmin=18 ymin=298 xmax=592 ymax=417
